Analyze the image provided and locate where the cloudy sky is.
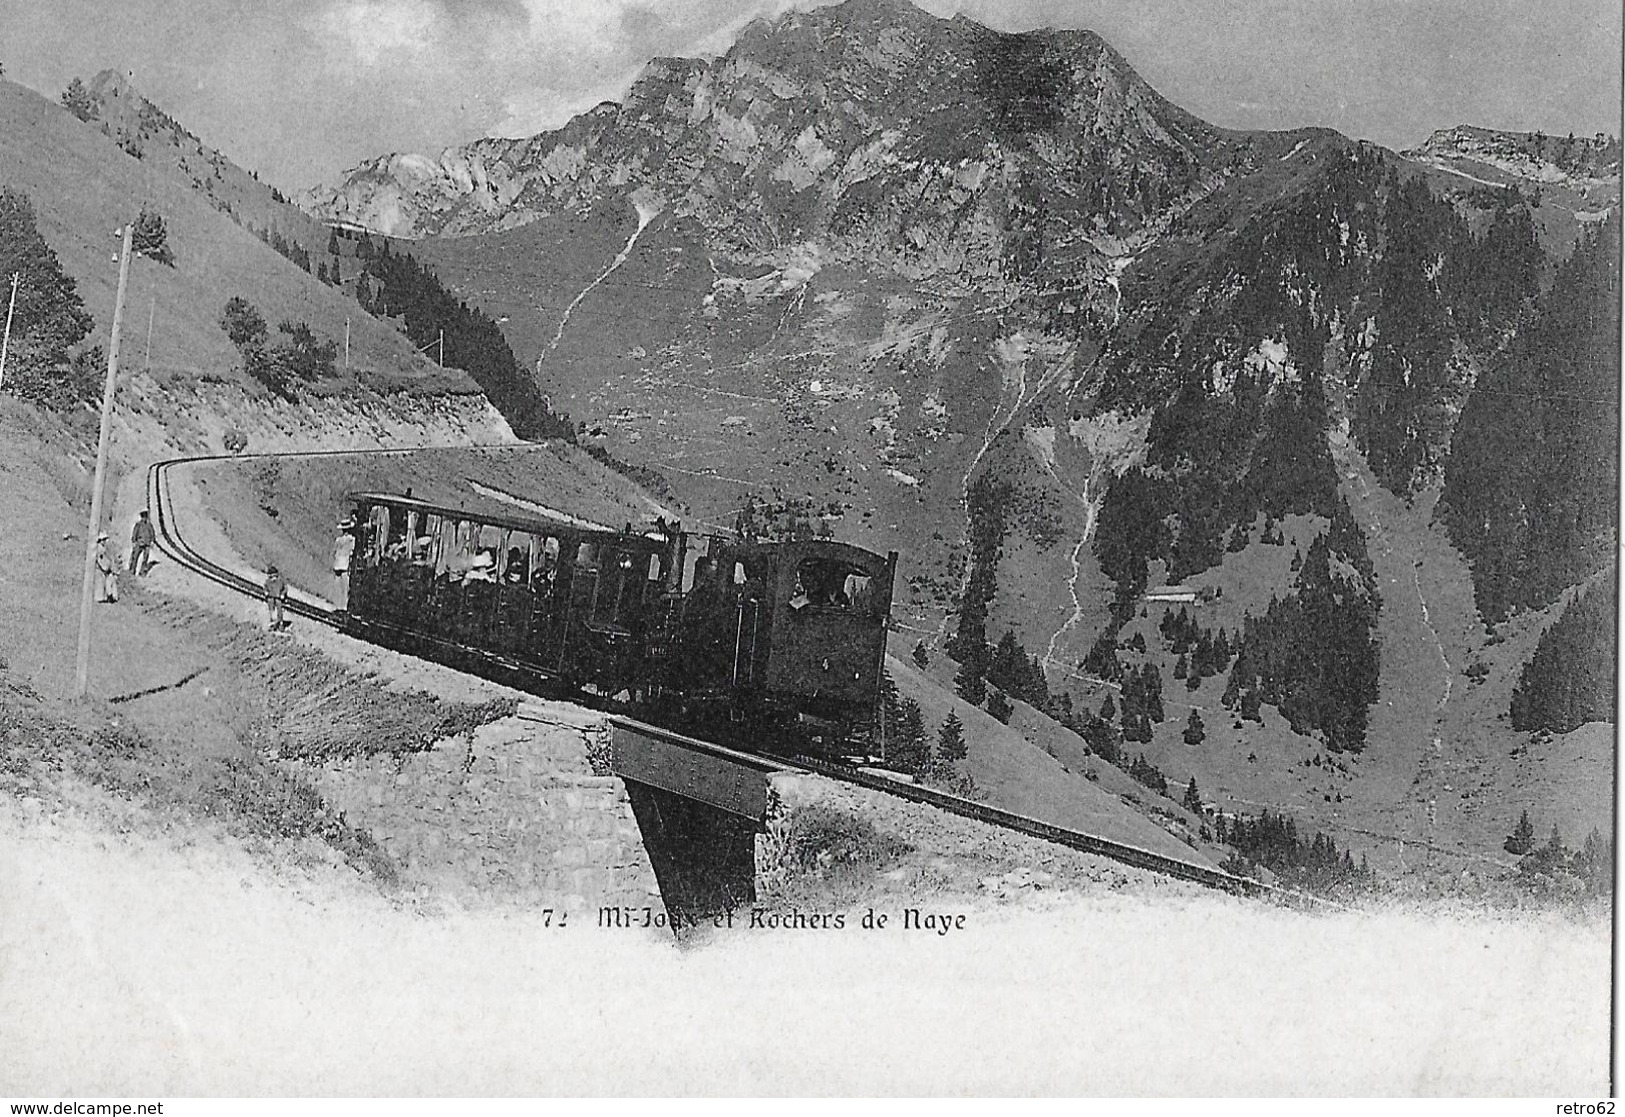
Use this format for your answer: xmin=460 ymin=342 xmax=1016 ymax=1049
xmin=2 ymin=0 xmax=1619 ymax=192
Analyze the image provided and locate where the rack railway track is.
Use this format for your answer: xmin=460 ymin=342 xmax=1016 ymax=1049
xmin=145 ymin=452 xmax=1330 ymax=908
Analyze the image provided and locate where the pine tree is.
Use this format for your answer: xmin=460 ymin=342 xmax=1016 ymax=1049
xmin=220 ymin=297 xmax=267 ymax=350
xmin=1100 ymin=693 xmax=1116 ymax=722
xmin=1183 ymin=708 xmax=1206 ymax=746
xmin=955 ymin=652 xmax=987 ymax=704
xmin=1504 ymin=810 xmax=1536 ymax=856
xmin=895 ymin=699 xmax=928 ymax=775
xmin=131 ymin=207 xmax=173 ymax=266
xmin=911 ymin=640 xmax=930 ymax=670
xmin=986 ymin=688 xmax=1014 ymax=724
xmin=937 ymin=712 xmax=968 ymax=765
xmin=0 ymin=188 xmax=96 ymax=407
xmin=61 ymin=78 xmax=97 ymax=122
xmin=1182 ymin=777 xmax=1203 ymax=815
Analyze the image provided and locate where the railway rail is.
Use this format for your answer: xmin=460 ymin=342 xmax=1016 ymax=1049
xmin=145 ymin=452 xmax=1332 ymax=908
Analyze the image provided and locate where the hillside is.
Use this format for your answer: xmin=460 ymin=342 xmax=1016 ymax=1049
xmin=302 ymin=0 xmax=1619 ymax=888
xmin=0 ymin=75 xmax=470 ymax=397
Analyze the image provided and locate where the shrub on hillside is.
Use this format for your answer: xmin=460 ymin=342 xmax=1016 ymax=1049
xmin=219 ymin=297 xmax=336 ymax=399
xmin=61 ymin=78 xmax=97 ymax=122
xmin=132 ymin=207 xmax=173 ymax=267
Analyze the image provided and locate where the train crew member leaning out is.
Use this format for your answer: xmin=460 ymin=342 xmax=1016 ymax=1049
xmin=265 ymin=564 xmax=288 ymax=630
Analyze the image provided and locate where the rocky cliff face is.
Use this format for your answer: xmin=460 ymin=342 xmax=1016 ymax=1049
xmin=305 ymin=0 xmax=1264 ymax=282
xmin=1407 ymin=124 xmax=1622 ymax=191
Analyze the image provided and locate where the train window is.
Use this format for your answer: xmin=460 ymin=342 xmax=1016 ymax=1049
xmin=733 ymin=562 xmax=747 ymax=585
xmin=532 ymin=536 xmax=561 ymax=593
xmin=646 ymin=554 xmax=663 ymax=582
xmin=791 ymin=557 xmax=874 ymax=613
xmin=592 ymin=549 xmax=633 ymax=627
xmin=382 ymin=506 xmax=411 ymax=561
xmin=433 ymin=517 xmax=462 ymax=576
xmin=576 ymin=541 xmax=599 ymax=570
xmin=680 ymin=537 xmax=715 ymax=593
xmin=367 ymin=505 xmax=390 ymax=563
xmin=415 ymin=514 xmax=442 ymax=565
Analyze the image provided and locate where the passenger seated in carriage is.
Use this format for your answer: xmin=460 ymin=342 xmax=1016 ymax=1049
xmin=464 ymin=551 xmax=498 ymax=583
xmin=505 ymin=547 xmax=528 ymax=585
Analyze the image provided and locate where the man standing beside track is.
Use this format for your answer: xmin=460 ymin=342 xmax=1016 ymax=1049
xmin=265 ymin=564 xmax=288 ymax=631
xmin=129 ymin=509 xmax=155 ymax=576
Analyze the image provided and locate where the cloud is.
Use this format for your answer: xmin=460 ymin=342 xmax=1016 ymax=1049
xmin=317 ymin=0 xmax=442 ymax=64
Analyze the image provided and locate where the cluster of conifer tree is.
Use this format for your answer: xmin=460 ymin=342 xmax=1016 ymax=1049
xmin=251 ymin=223 xmax=313 ymax=275
xmin=0 ymin=188 xmax=101 ymax=409
xmin=1505 ymin=813 xmax=1612 ymax=899
xmin=1217 ymin=809 xmax=1375 ymax=896
xmin=1126 ymin=752 xmax=1167 ymax=794
xmin=877 ymin=675 xmax=969 ymax=783
xmin=1440 ymin=212 xmax=1620 ymax=626
xmin=1117 ymin=663 xmax=1165 ymax=743
xmin=357 ymin=242 xmax=575 ymax=441
xmin=947 ymin=474 xmax=1016 ymax=706
xmin=1509 ymin=580 xmax=1616 ymax=734
xmin=1221 ymin=531 xmax=1380 ymax=752
xmin=1161 ymin=606 xmax=1233 ymax=689
xmin=985 ymin=630 xmax=1050 ymax=711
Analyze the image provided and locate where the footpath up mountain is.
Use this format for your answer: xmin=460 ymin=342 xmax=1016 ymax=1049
xmin=308 ymin=0 xmax=1619 ymax=882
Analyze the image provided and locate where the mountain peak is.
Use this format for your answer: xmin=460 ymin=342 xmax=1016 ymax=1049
xmin=1407 ymin=123 xmax=1621 ymax=189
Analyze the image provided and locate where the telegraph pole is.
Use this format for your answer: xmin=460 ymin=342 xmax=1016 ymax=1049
xmin=344 ymin=316 xmax=350 ymax=373
xmin=75 ymin=224 xmax=134 ymax=699
xmin=0 ymin=272 xmax=18 ymax=391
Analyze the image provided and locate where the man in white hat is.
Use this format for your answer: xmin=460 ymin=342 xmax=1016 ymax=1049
xmin=464 ymin=549 xmax=497 ymax=583
xmin=94 ymin=532 xmax=119 ymax=602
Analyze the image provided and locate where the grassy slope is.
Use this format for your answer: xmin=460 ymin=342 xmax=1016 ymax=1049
xmin=887 ymin=653 xmax=1220 ymax=868
xmin=0 ymin=79 xmax=469 ymax=395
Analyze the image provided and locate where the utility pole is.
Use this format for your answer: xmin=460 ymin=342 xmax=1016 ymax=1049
xmin=0 ymin=272 xmax=18 ymax=391
xmin=438 ymin=328 xmax=444 ymax=367
xmin=344 ymin=316 xmax=350 ymax=373
xmin=144 ymin=295 xmax=154 ymax=374
xmin=75 ymin=224 xmax=133 ymax=699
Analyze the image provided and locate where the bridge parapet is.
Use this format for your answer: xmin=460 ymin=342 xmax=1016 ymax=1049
xmin=293 ymin=711 xmax=656 ymax=907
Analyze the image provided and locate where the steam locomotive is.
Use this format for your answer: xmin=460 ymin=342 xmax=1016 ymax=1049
xmin=340 ymin=492 xmax=897 ymax=756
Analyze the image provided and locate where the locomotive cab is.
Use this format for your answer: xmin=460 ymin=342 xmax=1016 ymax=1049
xmin=761 ymin=540 xmax=896 ymax=732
